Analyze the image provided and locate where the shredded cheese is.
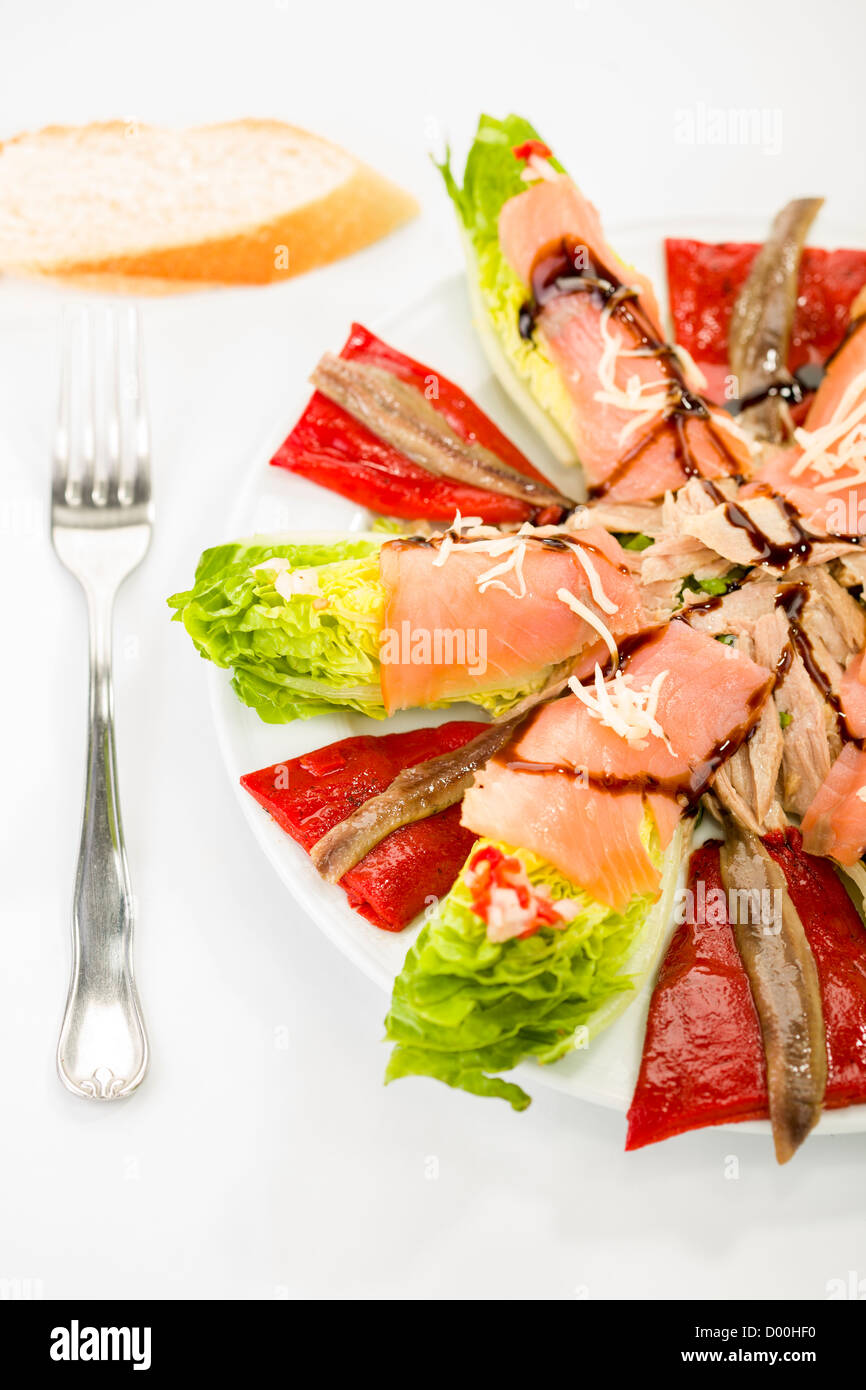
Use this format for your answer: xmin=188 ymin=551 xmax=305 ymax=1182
xmin=591 ymin=298 xmax=733 ymax=452
xmin=477 ymin=541 xmax=529 ymax=599
xmin=567 ymin=665 xmax=670 ymax=749
xmin=594 ymin=297 xmax=670 ymax=441
xmin=557 ymin=588 xmax=618 ymax=661
xmin=568 ymin=544 xmax=618 ymax=614
xmin=789 ymin=368 xmax=866 ymax=491
xmin=432 ymin=510 xmax=486 ymax=568
xmin=251 ymin=556 xmax=323 ymax=600
xmin=252 ymin=556 xmax=293 ymax=574
xmin=519 ymin=154 xmax=561 ymax=184
xmin=273 ymin=568 xmax=321 ymax=601
xmin=672 ymin=342 xmax=709 ymax=395
xmin=428 ymin=519 xmax=622 ymax=621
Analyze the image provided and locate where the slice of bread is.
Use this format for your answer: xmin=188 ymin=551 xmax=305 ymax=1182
xmin=0 ymin=119 xmax=418 ymax=292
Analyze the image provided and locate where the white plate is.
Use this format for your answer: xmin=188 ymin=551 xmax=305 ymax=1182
xmin=210 ymin=215 xmax=866 ymax=1135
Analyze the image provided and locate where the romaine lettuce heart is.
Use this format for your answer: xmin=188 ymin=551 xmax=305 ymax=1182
xmin=168 ymin=533 xmax=554 ymax=724
xmin=384 ymin=818 xmax=688 ymax=1109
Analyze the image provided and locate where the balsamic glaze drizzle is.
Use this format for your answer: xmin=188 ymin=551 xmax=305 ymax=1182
xmin=775 ymin=584 xmax=860 ymax=748
xmin=517 ymin=237 xmax=744 ymax=496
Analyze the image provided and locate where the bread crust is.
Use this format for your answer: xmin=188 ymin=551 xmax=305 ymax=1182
xmin=0 ymin=119 xmax=419 ymax=292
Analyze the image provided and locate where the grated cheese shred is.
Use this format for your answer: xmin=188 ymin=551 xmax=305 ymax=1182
xmin=789 ymin=368 xmax=866 ymax=491
xmin=592 ymin=298 xmax=725 ymax=450
xmin=427 ymin=519 xmax=622 ymax=620
xmin=567 ymin=665 xmax=670 ymax=749
xmin=557 ymin=589 xmax=618 ymax=661
xmin=519 ymin=154 xmax=561 ymax=184
xmin=252 ymin=556 xmax=322 ymax=601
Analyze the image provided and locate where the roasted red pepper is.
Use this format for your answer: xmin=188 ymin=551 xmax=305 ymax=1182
xmin=271 ymin=323 xmax=563 ymax=525
xmin=665 ymin=238 xmax=866 ymax=403
xmin=626 ymin=829 xmax=866 ymax=1150
xmin=241 ymin=721 xmax=485 ymax=932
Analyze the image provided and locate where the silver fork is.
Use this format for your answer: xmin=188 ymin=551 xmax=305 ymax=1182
xmin=51 ymin=306 xmax=152 ymax=1101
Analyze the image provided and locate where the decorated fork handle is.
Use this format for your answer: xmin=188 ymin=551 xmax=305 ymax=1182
xmin=57 ymin=590 xmax=149 ymax=1101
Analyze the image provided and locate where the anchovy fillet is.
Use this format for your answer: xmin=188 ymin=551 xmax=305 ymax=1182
xmin=719 ymin=822 xmax=827 ymax=1163
xmin=729 ymin=197 xmax=824 ymax=442
xmin=311 ymin=353 xmax=575 ymax=511
xmin=310 ymin=660 xmax=578 ymax=884
xmin=310 ymin=715 xmax=522 ymax=883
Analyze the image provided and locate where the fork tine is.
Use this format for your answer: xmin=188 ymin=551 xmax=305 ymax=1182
xmin=78 ymin=310 xmax=96 ymax=502
xmin=53 ymin=304 xmax=152 ymax=522
xmin=124 ymin=307 xmax=150 ymax=507
xmin=93 ymin=308 xmax=121 ymax=507
xmin=53 ymin=308 xmax=75 ymax=505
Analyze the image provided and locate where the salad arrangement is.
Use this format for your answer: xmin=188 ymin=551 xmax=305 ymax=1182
xmin=170 ymin=114 xmax=866 ymax=1163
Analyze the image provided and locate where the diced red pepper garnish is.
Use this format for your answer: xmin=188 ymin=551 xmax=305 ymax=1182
xmin=512 ymin=140 xmax=553 ymax=162
xmin=241 ymin=721 xmax=486 ymax=932
xmin=626 ymin=829 xmax=866 ymax=1151
xmin=466 ymin=844 xmax=566 ymax=940
xmin=665 ymin=238 xmax=866 ymax=404
xmin=271 ymin=323 xmax=564 ymax=526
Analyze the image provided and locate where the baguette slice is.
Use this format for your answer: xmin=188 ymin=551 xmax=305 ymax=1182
xmin=0 ymin=119 xmax=418 ymax=292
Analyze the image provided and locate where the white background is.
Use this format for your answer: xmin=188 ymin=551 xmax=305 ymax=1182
xmin=1 ymin=0 xmax=866 ymax=1301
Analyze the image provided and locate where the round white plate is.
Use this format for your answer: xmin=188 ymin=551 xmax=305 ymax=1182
xmin=210 ymin=215 xmax=866 ymax=1134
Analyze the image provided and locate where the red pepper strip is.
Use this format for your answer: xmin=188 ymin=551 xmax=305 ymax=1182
xmin=271 ymin=323 xmax=564 ymax=525
xmin=626 ymin=829 xmax=866 ymax=1150
xmin=625 ymin=843 xmax=769 ymax=1150
xmin=665 ymin=238 xmax=866 ymax=405
xmin=240 ymin=721 xmax=485 ymax=932
xmin=512 ymin=140 xmax=553 ymax=161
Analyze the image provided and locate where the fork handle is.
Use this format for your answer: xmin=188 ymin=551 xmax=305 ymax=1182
xmin=57 ymin=590 xmax=149 ymax=1100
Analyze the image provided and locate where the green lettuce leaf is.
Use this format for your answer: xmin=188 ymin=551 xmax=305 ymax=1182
xmin=385 ymin=820 xmax=687 ymax=1109
xmin=679 ymin=565 xmax=750 ymax=601
xmin=168 ymin=535 xmax=387 ymax=722
xmin=437 ymin=115 xmax=577 ymax=459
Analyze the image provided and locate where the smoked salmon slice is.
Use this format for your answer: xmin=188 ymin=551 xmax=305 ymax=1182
xmin=461 ymin=622 xmax=773 ymax=908
xmin=497 ymin=177 xmax=752 ymax=500
xmin=463 ymin=759 xmax=660 ymax=909
xmin=378 ymin=526 xmax=645 ymax=715
xmin=801 ymin=742 xmax=866 ymax=865
xmin=498 ymin=178 xmax=664 ymax=330
xmin=755 ymin=319 xmax=866 ymax=533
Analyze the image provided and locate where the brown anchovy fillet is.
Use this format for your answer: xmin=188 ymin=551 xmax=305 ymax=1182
xmin=310 ymin=660 xmax=578 ymax=884
xmin=719 ymin=822 xmax=827 ymax=1164
xmin=729 ymin=197 xmax=824 ymax=442
xmin=310 ymin=715 xmax=523 ymax=883
xmin=311 ymin=353 xmax=576 ymax=512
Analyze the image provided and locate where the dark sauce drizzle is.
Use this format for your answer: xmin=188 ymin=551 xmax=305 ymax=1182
xmin=775 ymin=584 xmax=861 ymax=748
xmin=391 ymin=528 xmax=631 ymax=574
xmin=517 ymin=237 xmax=744 ymax=497
xmin=724 ymin=314 xmax=866 ymax=417
xmin=717 ymin=487 xmax=861 ymax=568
